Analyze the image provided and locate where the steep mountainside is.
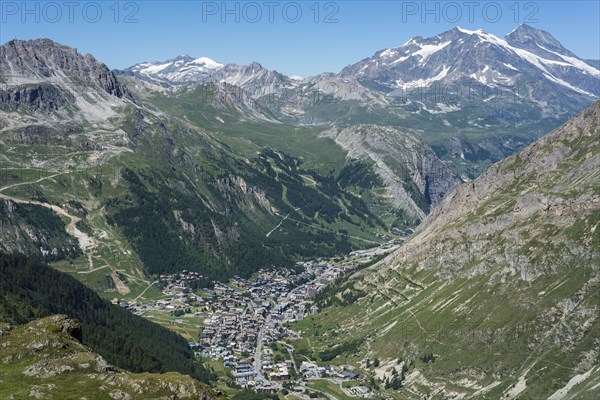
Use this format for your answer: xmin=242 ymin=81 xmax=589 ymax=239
xmin=0 ymin=39 xmax=394 ymax=299
xmin=142 ymin=83 xmax=459 ymax=223
xmin=0 ymin=253 xmax=216 ymax=384
xmin=0 ymin=199 xmax=81 ymax=261
xmin=320 ymin=124 xmax=462 ymax=217
xmin=293 ymin=102 xmax=600 ymax=399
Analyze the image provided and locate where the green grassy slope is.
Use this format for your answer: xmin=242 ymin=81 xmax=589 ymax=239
xmin=0 ymin=315 xmax=218 ymax=399
xmin=291 ymin=102 xmax=600 ymax=399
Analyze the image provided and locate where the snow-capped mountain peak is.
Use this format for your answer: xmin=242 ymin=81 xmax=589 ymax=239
xmin=455 ymin=26 xmax=485 ymax=35
xmin=338 ymin=24 xmax=599 ymax=104
xmin=189 ymin=57 xmax=223 ymax=69
xmin=505 ymin=24 xmax=575 ymax=57
xmin=121 ymin=55 xmax=224 ymax=84
xmin=116 ymin=25 xmax=598 ymax=127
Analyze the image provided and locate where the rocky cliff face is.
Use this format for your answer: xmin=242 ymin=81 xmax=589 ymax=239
xmin=300 ymin=101 xmax=600 ymax=399
xmin=320 ymin=124 xmax=462 ymax=219
xmin=0 ymin=83 xmax=69 ymax=114
xmin=0 ymin=315 xmax=217 ymax=399
xmin=0 ymin=39 xmax=132 ymax=127
xmin=0 ymin=39 xmax=129 ymax=98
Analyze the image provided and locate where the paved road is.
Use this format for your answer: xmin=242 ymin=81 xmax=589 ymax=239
xmin=281 ymin=342 xmax=299 ymax=375
xmin=254 ymin=325 xmax=264 ymax=373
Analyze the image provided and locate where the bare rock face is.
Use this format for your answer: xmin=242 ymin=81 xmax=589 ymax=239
xmin=216 ymin=174 xmax=277 ymax=214
xmin=419 ymin=151 xmax=462 ymax=206
xmin=109 ymin=389 xmax=132 ymax=400
xmin=0 ymin=39 xmax=129 ymax=99
xmin=321 ymin=124 xmax=462 ymax=218
xmin=52 ymin=314 xmax=82 ymax=342
xmin=0 ymin=83 xmax=69 ymax=113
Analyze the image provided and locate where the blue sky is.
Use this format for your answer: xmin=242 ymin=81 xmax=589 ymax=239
xmin=1 ymin=1 xmax=599 ymax=76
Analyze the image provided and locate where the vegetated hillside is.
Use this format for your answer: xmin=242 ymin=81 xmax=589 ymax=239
xmin=138 ymin=77 xmax=456 ymax=223
xmin=0 ymin=38 xmax=389 ymax=294
xmin=0 ymin=315 xmax=217 ymax=399
xmin=0 ymin=252 xmax=216 ymax=384
xmin=102 ymin=149 xmax=377 ymax=279
xmin=0 ymin=199 xmax=81 ymax=261
xmin=294 ymin=101 xmax=600 ymax=399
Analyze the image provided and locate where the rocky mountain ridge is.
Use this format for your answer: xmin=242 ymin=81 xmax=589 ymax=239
xmin=297 ymin=101 xmax=600 ymax=399
xmin=1 ymin=39 xmax=129 ymax=98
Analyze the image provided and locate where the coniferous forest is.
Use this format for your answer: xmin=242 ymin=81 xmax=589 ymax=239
xmin=0 ymin=252 xmax=216 ymax=383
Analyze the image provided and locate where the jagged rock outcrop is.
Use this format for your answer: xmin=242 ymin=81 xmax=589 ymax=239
xmin=216 ymin=174 xmax=277 ymax=214
xmin=0 ymin=39 xmax=129 ymax=99
xmin=0 ymin=83 xmax=69 ymax=113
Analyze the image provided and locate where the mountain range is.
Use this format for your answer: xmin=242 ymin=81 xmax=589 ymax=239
xmin=0 ymin=23 xmax=599 ymax=399
xmin=1 ymin=22 xmax=598 ymax=302
xmin=119 ymin=23 xmax=600 ymax=193
xmin=122 ymin=25 xmax=598 ymax=128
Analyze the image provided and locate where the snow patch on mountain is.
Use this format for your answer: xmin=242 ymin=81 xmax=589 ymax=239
xmin=398 ymin=66 xmax=450 ymax=89
xmin=414 ymin=41 xmax=451 ymax=61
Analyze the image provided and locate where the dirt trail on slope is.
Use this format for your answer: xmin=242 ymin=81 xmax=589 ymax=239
xmin=0 ymin=193 xmax=95 ymax=253
xmin=0 ymin=192 xmax=131 ymax=296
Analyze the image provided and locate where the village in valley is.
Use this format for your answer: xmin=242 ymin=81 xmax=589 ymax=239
xmin=113 ymin=241 xmax=403 ymax=399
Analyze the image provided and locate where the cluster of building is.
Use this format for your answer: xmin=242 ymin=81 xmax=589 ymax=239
xmin=299 ymin=361 xmax=360 ymax=380
xmin=115 ymin=271 xmax=209 ymax=315
xmin=193 ymin=261 xmax=366 ymax=389
xmin=118 ymin=254 xmax=388 ymax=396
xmin=196 ymin=269 xmax=308 ymax=388
xmin=299 ymin=362 xmax=375 ymax=397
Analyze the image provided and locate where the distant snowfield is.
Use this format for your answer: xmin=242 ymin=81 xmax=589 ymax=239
xmin=398 ymin=66 xmax=450 ymax=90
xmin=413 ymin=41 xmax=451 ymax=61
xmin=132 ymin=56 xmax=224 ymax=83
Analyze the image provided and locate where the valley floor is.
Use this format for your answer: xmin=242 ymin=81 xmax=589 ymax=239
xmin=113 ymin=244 xmax=401 ymax=399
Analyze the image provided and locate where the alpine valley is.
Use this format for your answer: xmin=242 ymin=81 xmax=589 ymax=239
xmin=0 ymin=24 xmax=598 ymax=399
